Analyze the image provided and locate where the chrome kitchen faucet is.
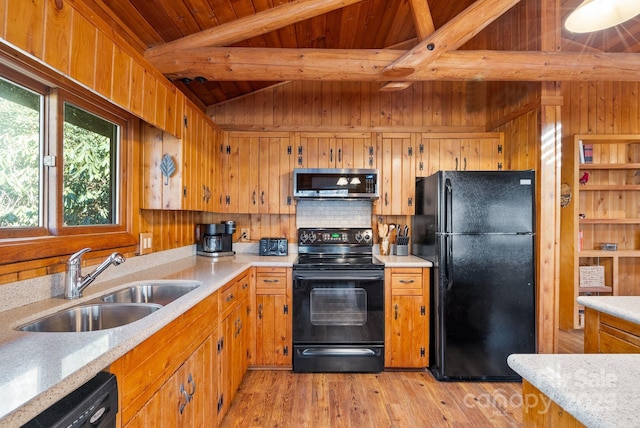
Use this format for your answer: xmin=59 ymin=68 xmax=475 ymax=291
xmin=64 ymin=248 xmax=126 ymax=299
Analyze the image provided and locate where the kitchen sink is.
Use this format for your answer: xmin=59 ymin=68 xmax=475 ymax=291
xmin=99 ymin=281 xmax=200 ymax=306
xmin=17 ymin=303 xmax=162 ymax=333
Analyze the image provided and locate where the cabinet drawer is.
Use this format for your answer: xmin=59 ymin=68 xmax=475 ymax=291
xmin=256 ymin=267 xmax=288 ymax=293
xmin=220 ymin=273 xmax=250 ymax=318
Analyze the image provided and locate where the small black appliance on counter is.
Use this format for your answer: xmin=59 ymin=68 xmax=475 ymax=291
xmin=259 ymin=237 xmax=288 ymax=256
xmin=196 ymin=221 xmax=235 ymax=257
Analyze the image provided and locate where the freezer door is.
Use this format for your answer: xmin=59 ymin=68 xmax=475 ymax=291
xmin=440 ymin=170 xmax=535 ymax=234
xmin=435 ymin=233 xmax=536 ymax=380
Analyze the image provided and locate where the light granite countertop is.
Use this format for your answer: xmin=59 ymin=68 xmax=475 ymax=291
xmin=577 ymin=295 xmax=640 ymax=325
xmin=0 ymin=247 xmax=430 ymax=426
xmin=508 ymin=353 xmax=640 ymax=428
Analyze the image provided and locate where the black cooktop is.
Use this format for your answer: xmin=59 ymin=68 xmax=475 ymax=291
xmin=294 ymin=253 xmax=384 ymax=269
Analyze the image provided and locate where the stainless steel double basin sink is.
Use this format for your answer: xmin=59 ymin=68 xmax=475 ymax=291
xmin=17 ymin=281 xmax=200 ymax=333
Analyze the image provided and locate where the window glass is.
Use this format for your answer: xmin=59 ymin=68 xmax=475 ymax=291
xmin=0 ymin=77 xmax=42 ymax=227
xmin=62 ymin=102 xmax=119 ymax=226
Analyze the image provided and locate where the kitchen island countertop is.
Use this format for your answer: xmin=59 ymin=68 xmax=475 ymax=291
xmin=508 ymin=353 xmax=640 ymax=428
xmin=0 ymin=249 xmax=430 ymax=425
xmin=577 ymin=295 xmax=640 ymax=325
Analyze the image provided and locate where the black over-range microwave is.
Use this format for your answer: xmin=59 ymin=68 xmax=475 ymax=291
xmin=293 ymin=168 xmax=379 ymax=200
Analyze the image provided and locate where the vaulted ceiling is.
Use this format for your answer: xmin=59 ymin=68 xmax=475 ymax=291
xmin=90 ymin=0 xmax=640 ymax=108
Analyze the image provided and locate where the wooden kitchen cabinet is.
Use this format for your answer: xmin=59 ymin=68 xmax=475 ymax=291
xmin=126 ymin=335 xmax=216 ymax=428
xmin=384 ymin=267 xmax=430 ymax=368
xmin=252 ymin=267 xmax=292 ymax=368
xmin=584 ymin=307 xmax=640 ymax=353
xmin=141 ymin=103 xmax=220 ymax=211
xmin=110 ymin=290 xmax=219 ymax=427
xmin=560 ymin=134 xmax=640 ymax=330
xmin=221 ymin=132 xmax=294 ymax=214
xmin=377 ymin=133 xmax=417 ymax=215
xmin=217 ymin=271 xmax=251 ymax=421
xmin=415 ymin=133 xmax=505 ymax=177
xmin=295 ymin=132 xmax=376 ymax=169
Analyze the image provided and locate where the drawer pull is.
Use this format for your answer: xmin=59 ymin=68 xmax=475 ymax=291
xmin=242 ymin=282 xmax=248 ymax=290
xmin=226 ymin=293 xmax=234 ymax=302
xmin=263 ymin=279 xmax=280 ymax=283
xmin=399 ymin=279 xmax=415 ymax=284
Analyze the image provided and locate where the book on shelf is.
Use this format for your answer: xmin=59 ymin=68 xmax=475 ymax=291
xmin=584 ymin=144 xmax=593 ymax=163
xmin=578 ymin=140 xmax=593 ymax=164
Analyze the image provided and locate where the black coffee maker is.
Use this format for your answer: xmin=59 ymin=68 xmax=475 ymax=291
xmin=196 ymin=221 xmax=236 ymax=257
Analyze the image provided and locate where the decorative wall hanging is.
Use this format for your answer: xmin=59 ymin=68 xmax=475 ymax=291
xmin=160 ymin=154 xmax=176 ymax=185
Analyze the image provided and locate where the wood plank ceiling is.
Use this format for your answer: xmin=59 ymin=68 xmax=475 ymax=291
xmin=91 ymin=0 xmax=640 ymax=108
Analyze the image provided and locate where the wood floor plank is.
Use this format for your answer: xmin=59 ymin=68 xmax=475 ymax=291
xmin=222 ymin=370 xmax=524 ymax=427
xmin=221 ymin=330 xmax=582 ymax=427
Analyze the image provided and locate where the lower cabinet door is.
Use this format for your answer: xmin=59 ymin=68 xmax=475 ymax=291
xmin=124 ymin=336 xmax=213 ymax=428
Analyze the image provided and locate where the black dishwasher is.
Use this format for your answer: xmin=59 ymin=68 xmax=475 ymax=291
xmin=22 ymin=372 xmax=117 ymax=428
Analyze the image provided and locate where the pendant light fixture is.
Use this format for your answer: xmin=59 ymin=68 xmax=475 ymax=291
xmin=565 ymin=0 xmax=640 ymax=33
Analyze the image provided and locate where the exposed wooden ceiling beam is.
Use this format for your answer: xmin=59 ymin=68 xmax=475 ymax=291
xmin=380 ymin=0 xmax=435 ymax=91
xmin=154 ymin=47 xmax=640 ymax=82
xmin=144 ymin=0 xmax=365 ymax=64
xmin=383 ymin=0 xmax=521 ymax=78
xmin=407 ymin=0 xmax=436 ymax=39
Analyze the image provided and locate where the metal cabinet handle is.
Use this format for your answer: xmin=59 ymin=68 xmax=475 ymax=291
xmin=455 ymin=157 xmax=459 ymax=170
xmin=338 ymin=148 xmax=342 ymax=163
xmin=463 ymin=157 xmax=467 ymax=171
xmin=258 ymin=303 xmax=263 ymax=320
xmin=187 ymin=373 xmax=196 ymax=400
xmin=394 ymin=304 xmax=399 ymax=320
xmin=261 ymin=191 xmax=265 ymax=205
xmin=179 ymin=383 xmax=189 ymax=414
xmin=242 ymin=282 xmax=248 ymax=290
xmin=252 ymin=190 xmax=256 ymax=205
xmin=263 ymin=279 xmax=280 ymax=283
xmin=226 ymin=293 xmax=234 ymax=302
xmin=385 ymin=192 xmax=388 ymax=206
xmin=330 ymin=148 xmax=333 ymax=162
xmin=399 ymin=279 xmax=415 ymax=284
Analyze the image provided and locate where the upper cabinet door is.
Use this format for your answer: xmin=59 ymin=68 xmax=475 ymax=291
xmin=377 ymin=133 xmax=416 ymax=215
xmin=296 ymin=132 xmax=375 ymax=169
xmin=225 ymin=132 xmax=292 ymax=214
xmin=416 ymin=133 xmax=505 ymax=177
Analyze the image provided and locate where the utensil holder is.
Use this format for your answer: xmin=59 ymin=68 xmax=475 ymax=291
xmin=396 ymin=244 xmax=409 ymax=256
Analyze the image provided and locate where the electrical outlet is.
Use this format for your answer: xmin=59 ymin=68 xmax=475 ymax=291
xmin=139 ymin=232 xmax=153 ymax=255
xmin=240 ymin=228 xmax=250 ymax=241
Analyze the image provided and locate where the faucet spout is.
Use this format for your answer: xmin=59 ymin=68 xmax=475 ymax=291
xmin=64 ymin=249 xmax=126 ymax=299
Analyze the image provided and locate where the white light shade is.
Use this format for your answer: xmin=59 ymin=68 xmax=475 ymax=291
xmin=565 ymin=0 xmax=640 ymax=33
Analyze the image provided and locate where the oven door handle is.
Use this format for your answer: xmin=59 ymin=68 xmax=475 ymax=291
xmin=301 ymin=348 xmax=377 ymax=357
xmin=293 ymin=272 xmax=384 ymax=281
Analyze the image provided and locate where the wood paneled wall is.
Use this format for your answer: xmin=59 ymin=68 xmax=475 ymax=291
xmin=208 ymin=81 xmax=488 ymax=131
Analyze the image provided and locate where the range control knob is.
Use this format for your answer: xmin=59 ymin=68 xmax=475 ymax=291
xmin=355 ymin=231 xmax=363 ymax=242
xmin=309 ymin=231 xmax=317 ymax=242
xmin=361 ymin=230 xmax=372 ymax=243
xmin=300 ymin=231 xmax=309 ymax=243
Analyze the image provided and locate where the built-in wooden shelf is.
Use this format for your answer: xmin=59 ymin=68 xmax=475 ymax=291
xmin=579 ymin=185 xmax=640 ymax=191
xmin=579 ymin=163 xmax=640 ymax=170
xmin=579 ymin=286 xmax=613 ymax=293
xmin=560 ymin=134 xmax=640 ymax=331
xmin=580 ymin=218 xmax=640 ymax=225
xmin=579 ymin=250 xmax=640 ymax=257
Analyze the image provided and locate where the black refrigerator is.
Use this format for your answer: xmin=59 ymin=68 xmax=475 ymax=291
xmin=412 ymin=170 xmax=536 ymax=381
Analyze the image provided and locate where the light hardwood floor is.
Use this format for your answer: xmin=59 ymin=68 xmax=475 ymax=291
xmin=221 ymin=330 xmax=585 ymax=428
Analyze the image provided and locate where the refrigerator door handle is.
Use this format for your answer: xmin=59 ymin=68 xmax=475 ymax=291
xmin=444 ymin=179 xmax=452 ymax=234
xmin=445 ymin=234 xmax=453 ymax=291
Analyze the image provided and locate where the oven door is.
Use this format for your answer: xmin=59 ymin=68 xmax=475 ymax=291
xmin=292 ymin=268 xmax=384 ymax=372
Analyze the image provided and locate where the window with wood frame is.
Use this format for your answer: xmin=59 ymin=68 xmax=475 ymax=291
xmin=0 ymin=64 xmax=136 ymax=264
